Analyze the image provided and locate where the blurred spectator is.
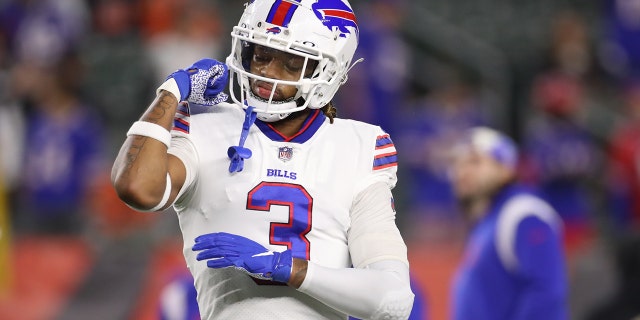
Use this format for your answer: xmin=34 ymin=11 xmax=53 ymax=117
xmin=335 ymin=0 xmax=409 ymax=134
xmin=545 ymin=11 xmax=593 ymax=78
xmin=521 ymin=12 xmax=603 ymax=239
xmin=15 ymin=52 xmax=106 ymax=235
xmin=394 ymin=73 xmax=484 ymax=238
xmin=0 ymin=55 xmax=24 ymax=194
xmin=450 ymin=127 xmax=568 ymax=320
xmin=606 ymin=79 xmax=640 ymax=231
xmin=81 ymin=0 xmax=155 ymax=154
xmin=145 ymin=0 xmax=223 ymax=80
xmin=8 ymin=0 xmax=89 ymax=68
xmin=600 ymin=0 xmax=640 ymax=80
xmin=522 ymin=73 xmax=601 ymax=229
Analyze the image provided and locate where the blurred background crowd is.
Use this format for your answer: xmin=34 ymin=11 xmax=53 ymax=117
xmin=0 ymin=0 xmax=640 ymax=319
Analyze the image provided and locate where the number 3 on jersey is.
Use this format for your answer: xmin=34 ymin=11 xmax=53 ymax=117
xmin=246 ymin=182 xmax=313 ymax=260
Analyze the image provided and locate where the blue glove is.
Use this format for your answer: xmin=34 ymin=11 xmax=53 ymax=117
xmin=162 ymin=58 xmax=228 ymax=106
xmin=192 ymin=232 xmax=292 ymax=283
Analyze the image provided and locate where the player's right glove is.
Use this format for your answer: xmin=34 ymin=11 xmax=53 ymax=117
xmin=157 ymin=58 xmax=228 ymax=106
xmin=192 ymin=232 xmax=292 ymax=283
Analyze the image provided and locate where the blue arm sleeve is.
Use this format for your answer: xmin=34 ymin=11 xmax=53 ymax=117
xmin=511 ymin=216 xmax=569 ymax=320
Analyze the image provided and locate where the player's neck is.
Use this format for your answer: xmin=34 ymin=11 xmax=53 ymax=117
xmin=269 ymin=108 xmax=312 ymax=138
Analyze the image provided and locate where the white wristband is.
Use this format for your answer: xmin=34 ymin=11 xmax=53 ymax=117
xmin=157 ymin=78 xmax=182 ymax=101
xmin=127 ymin=121 xmax=171 ymax=148
xmin=148 ymin=173 xmax=172 ymax=211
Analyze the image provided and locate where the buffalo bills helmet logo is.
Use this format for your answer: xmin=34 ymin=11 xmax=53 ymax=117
xmin=266 ymin=26 xmax=282 ymax=34
xmin=311 ymin=0 xmax=358 ymax=37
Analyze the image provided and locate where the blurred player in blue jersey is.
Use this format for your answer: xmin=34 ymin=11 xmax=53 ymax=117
xmin=449 ymin=127 xmax=568 ymax=320
xmin=112 ymin=0 xmax=414 ymax=319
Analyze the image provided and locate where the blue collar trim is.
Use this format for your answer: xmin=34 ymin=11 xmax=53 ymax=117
xmin=255 ymin=109 xmax=326 ymax=143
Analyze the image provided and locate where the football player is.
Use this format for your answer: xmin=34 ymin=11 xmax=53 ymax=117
xmin=111 ymin=0 xmax=414 ymax=319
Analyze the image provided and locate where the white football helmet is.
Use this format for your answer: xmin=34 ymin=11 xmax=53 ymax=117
xmin=227 ymin=0 xmax=360 ymax=122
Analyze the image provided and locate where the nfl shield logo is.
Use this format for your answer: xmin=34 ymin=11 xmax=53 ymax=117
xmin=278 ymin=146 xmax=293 ymax=162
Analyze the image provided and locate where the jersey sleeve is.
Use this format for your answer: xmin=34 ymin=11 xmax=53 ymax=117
xmin=167 ymin=102 xmax=199 ymax=206
xmin=297 ymin=260 xmax=414 ymax=320
xmin=172 ymin=102 xmax=191 ymax=135
xmin=355 ymin=127 xmax=398 ymax=195
xmin=348 ymin=182 xmax=408 ymax=268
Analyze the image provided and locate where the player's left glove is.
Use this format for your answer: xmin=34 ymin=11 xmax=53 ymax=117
xmin=192 ymin=232 xmax=292 ymax=283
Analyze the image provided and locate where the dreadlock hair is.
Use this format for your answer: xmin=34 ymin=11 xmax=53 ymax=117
xmin=321 ymin=101 xmax=337 ymax=123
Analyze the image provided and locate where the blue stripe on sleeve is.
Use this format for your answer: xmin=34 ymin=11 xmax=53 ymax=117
xmin=373 ymin=154 xmax=398 ymax=168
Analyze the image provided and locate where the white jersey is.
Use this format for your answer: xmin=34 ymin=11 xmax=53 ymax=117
xmin=168 ymin=102 xmax=400 ymax=320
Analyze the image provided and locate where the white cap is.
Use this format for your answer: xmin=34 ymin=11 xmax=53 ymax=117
xmin=465 ymin=127 xmax=518 ymax=169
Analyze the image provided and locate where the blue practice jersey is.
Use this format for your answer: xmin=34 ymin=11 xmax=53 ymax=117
xmin=452 ymin=184 xmax=568 ymax=320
